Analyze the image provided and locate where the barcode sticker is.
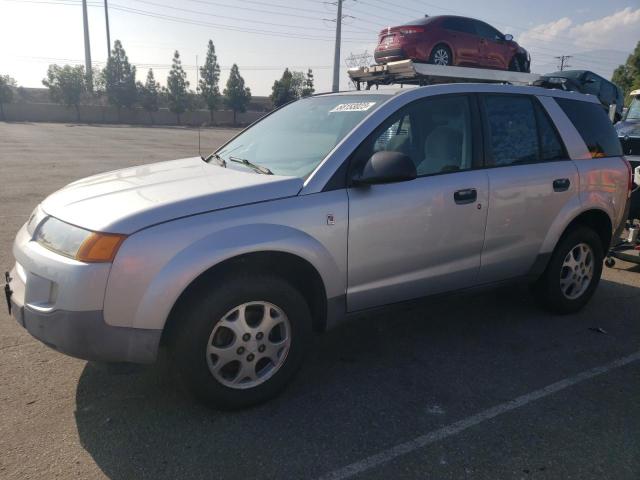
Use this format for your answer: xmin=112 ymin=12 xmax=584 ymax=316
xmin=330 ymin=102 xmax=377 ymax=113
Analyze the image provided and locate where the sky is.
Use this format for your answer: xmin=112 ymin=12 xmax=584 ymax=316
xmin=0 ymin=0 xmax=639 ymax=96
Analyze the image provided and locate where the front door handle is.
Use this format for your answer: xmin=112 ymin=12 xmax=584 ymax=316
xmin=553 ymin=178 xmax=571 ymax=192
xmin=454 ymin=188 xmax=477 ymax=204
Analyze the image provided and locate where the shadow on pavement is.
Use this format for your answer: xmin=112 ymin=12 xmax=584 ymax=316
xmin=74 ymin=279 xmax=640 ymax=479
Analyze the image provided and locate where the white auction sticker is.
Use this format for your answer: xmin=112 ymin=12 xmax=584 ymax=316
xmin=330 ymin=102 xmax=377 ymax=113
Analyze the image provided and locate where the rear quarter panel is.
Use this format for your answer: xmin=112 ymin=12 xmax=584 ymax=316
xmin=573 ymin=156 xmax=628 ymax=233
xmin=537 ymin=96 xmax=628 ymax=253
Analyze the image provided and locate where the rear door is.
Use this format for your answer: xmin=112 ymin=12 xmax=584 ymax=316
xmin=477 ymin=93 xmax=580 ymax=283
xmin=346 ymin=94 xmax=489 ymax=311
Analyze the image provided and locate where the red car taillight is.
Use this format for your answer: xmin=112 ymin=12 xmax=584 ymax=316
xmin=399 ymin=27 xmax=424 ymax=35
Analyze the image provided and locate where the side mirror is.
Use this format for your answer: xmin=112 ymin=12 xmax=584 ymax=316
xmin=353 ymin=151 xmax=417 ymax=186
xmin=504 ymin=34 xmax=513 ymax=41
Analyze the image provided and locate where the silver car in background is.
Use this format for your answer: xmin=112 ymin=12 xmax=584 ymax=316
xmin=5 ymin=83 xmax=631 ymax=408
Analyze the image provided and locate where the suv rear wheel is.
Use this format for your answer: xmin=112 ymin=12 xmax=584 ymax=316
xmin=533 ymin=226 xmax=604 ymax=314
xmin=171 ymin=273 xmax=312 ymax=409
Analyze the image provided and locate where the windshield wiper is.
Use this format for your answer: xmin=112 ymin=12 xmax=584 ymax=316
xmin=229 ymin=156 xmax=273 ymax=175
xmin=204 ymin=152 xmax=226 ymax=168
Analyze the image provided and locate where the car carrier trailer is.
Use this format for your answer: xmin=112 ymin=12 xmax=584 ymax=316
xmin=348 ymin=59 xmax=542 ymax=90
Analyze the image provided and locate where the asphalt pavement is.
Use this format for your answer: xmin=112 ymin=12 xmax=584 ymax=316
xmin=0 ymin=122 xmax=639 ymax=479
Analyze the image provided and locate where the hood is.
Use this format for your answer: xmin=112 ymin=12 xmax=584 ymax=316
xmin=41 ymin=157 xmax=304 ymax=234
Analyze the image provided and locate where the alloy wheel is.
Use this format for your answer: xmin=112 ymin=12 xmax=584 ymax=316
xmin=206 ymin=301 xmax=291 ymax=389
xmin=559 ymin=243 xmax=594 ymax=300
xmin=433 ymin=48 xmax=450 ymax=66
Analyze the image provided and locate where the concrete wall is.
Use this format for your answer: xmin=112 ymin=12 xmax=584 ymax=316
xmin=2 ymin=102 xmax=266 ymax=126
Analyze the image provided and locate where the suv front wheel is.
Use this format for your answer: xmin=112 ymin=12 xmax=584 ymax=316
xmin=171 ymin=273 xmax=312 ymax=409
xmin=533 ymin=226 xmax=604 ymax=314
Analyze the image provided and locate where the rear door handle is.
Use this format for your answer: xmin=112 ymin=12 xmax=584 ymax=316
xmin=553 ymin=178 xmax=571 ymax=192
xmin=454 ymin=188 xmax=477 ymax=204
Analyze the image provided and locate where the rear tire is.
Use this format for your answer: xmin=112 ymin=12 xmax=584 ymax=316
xmin=429 ymin=44 xmax=452 ymax=66
xmin=171 ymin=273 xmax=312 ymax=409
xmin=532 ymin=226 xmax=604 ymax=314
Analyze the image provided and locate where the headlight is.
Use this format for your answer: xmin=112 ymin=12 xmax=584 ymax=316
xmin=26 ymin=209 xmax=39 ymax=236
xmin=34 ymin=216 xmax=126 ymax=263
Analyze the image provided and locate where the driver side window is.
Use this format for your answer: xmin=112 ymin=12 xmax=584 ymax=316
xmin=350 ymin=95 xmax=475 ymax=178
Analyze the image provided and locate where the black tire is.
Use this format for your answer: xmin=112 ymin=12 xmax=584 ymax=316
xmin=532 ymin=226 xmax=604 ymax=314
xmin=429 ymin=44 xmax=452 ymax=66
xmin=508 ymin=56 xmax=523 ymax=72
xmin=170 ymin=273 xmax=312 ymax=409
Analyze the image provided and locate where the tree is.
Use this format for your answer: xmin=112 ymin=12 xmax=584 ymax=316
xmin=137 ymin=68 xmax=159 ymax=124
xmin=270 ymin=68 xmax=308 ymax=107
xmin=42 ymin=64 xmax=86 ymax=121
xmin=199 ymin=39 xmax=221 ymax=123
xmin=167 ymin=50 xmax=190 ymax=124
xmin=0 ymin=74 xmax=17 ymax=121
xmin=301 ymin=68 xmax=315 ymax=97
xmin=270 ymin=68 xmax=296 ymax=107
xmin=224 ymin=64 xmax=251 ymax=125
xmin=102 ymin=40 xmax=137 ymax=119
xmin=612 ymin=41 xmax=640 ymax=106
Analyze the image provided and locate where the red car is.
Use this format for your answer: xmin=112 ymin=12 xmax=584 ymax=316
xmin=375 ymin=15 xmax=531 ymax=72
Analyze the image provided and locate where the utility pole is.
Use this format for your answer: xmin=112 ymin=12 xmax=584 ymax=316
xmin=82 ymin=0 xmax=93 ymax=91
xmin=104 ymin=0 xmax=111 ymax=58
xmin=555 ymin=55 xmax=572 ymax=71
xmin=331 ymin=0 xmax=343 ymax=92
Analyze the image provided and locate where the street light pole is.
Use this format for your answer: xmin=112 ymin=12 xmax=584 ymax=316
xmin=82 ymin=0 xmax=93 ymax=91
xmin=331 ymin=0 xmax=343 ymax=92
xmin=104 ymin=0 xmax=111 ymax=58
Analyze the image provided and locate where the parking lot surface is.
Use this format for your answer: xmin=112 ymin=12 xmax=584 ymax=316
xmin=1 ymin=122 xmax=639 ymax=479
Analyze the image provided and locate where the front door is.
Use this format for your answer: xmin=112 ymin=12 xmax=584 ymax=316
xmin=346 ymin=94 xmax=489 ymax=312
xmin=475 ymin=21 xmax=509 ymax=69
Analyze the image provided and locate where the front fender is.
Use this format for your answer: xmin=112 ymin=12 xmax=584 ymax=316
xmin=103 ymin=191 xmax=348 ymax=330
xmin=143 ymin=224 xmax=341 ymax=329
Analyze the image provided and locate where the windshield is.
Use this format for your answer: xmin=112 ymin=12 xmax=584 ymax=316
xmin=626 ymin=97 xmax=640 ymax=121
xmin=213 ymin=94 xmax=391 ymax=178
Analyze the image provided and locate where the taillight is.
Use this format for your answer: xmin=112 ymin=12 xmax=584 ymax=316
xmin=623 ymin=156 xmax=633 ymax=198
xmin=399 ymin=27 xmax=424 ymax=35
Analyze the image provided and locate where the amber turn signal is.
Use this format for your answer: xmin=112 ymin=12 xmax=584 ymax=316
xmin=76 ymin=232 xmax=126 ymax=263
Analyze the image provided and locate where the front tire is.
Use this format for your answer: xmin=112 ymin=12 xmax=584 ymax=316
xmin=429 ymin=44 xmax=452 ymax=66
xmin=532 ymin=227 xmax=604 ymax=314
xmin=508 ymin=56 xmax=523 ymax=72
xmin=171 ymin=273 xmax=312 ymax=409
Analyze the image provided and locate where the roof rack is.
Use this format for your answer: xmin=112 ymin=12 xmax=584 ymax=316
xmin=348 ymin=60 xmax=542 ymax=90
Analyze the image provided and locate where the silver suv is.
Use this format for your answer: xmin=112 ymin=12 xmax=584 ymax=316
xmin=5 ymin=84 xmax=630 ymax=408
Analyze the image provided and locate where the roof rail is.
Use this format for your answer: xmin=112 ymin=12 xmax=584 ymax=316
xmin=348 ymin=60 xmax=541 ymax=90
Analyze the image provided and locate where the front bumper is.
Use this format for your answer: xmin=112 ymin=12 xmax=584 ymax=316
xmin=7 ymin=220 xmax=162 ymax=364
xmin=7 ymin=266 xmax=161 ymax=363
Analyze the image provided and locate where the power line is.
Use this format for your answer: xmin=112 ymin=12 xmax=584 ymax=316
xmin=4 ymin=0 xmax=371 ymax=43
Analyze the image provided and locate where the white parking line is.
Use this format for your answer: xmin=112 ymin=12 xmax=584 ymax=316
xmin=318 ymin=351 xmax=640 ymax=480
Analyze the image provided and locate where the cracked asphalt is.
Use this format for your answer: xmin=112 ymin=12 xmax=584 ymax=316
xmin=1 ymin=122 xmax=639 ymax=479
